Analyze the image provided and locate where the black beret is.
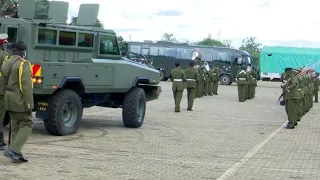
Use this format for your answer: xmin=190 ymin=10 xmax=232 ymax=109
xmin=174 ymin=61 xmax=180 ymax=66
xmin=285 ymin=67 xmax=292 ymax=72
xmin=11 ymin=42 xmax=27 ymax=51
xmin=189 ymin=60 xmax=195 ymax=66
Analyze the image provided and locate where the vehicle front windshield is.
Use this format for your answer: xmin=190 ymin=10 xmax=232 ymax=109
xmin=244 ymin=56 xmax=252 ymax=65
xmin=99 ymin=33 xmax=120 ymax=56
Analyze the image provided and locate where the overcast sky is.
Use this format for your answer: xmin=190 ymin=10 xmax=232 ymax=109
xmin=61 ymin=0 xmax=320 ymax=48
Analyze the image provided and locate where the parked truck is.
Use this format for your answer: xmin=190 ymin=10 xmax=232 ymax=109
xmin=0 ymin=0 xmax=161 ymax=136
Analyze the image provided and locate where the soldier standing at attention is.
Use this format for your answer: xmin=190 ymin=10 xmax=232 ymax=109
xmin=2 ymin=42 xmax=33 ymax=163
xmin=236 ymin=65 xmax=248 ymax=102
xmin=0 ymin=34 xmax=9 ymax=150
xmin=314 ymin=72 xmax=319 ymax=103
xmin=208 ymin=66 xmax=214 ymax=96
xmin=246 ymin=67 xmax=254 ymax=99
xmin=282 ymin=68 xmax=298 ymax=129
xmin=203 ymin=68 xmax=210 ymax=96
xmin=212 ymin=66 xmax=219 ymax=95
xmin=252 ymin=66 xmax=258 ymax=98
xmin=185 ymin=61 xmax=199 ymax=111
xmin=169 ymin=62 xmax=186 ymax=112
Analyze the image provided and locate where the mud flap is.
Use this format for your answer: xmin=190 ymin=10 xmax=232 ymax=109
xmin=35 ymin=96 xmax=50 ymax=119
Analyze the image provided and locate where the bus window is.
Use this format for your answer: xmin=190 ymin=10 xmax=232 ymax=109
xmin=176 ymin=48 xmax=193 ymax=59
xmin=141 ymin=48 xmax=149 ymax=55
xmin=198 ymin=48 xmax=213 ymax=61
xmin=38 ymin=29 xmax=57 ymax=45
xmin=99 ymin=34 xmax=120 ymax=55
xmin=214 ymin=51 xmax=229 ymax=62
xmin=149 ymin=46 xmax=158 ymax=56
xmin=159 ymin=47 xmax=176 ymax=57
xmin=7 ymin=27 xmax=18 ymax=43
xmin=130 ymin=45 xmax=141 ymax=54
xmin=59 ymin=31 xmax=76 ymax=46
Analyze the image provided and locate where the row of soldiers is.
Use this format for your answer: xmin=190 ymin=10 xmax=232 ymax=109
xmin=236 ymin=65 xmax=258 ymax=102
xmin=0 ymin=33 xmax=34 ymax=163
xmin=280 ymin=67 xmax=319 ymax=129
xmin=169 ymin=60 xmax=220 ymax=112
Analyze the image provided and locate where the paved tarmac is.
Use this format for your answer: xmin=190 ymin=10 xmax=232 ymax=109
xmin=0 ymin=81 xmax=319 ymax=180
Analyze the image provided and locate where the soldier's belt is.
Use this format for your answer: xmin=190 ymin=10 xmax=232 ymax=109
xmin=6 ymin=87 xmax=21 ymax=93
xmin=298 ymin=89 xmax=301 ymax=91
xmin=173 ymin=79 xmax=183 ymax=82
xmin=213 ymin=73 xmax=216 ymax=75
xmin=186 ymin=79 xmax=196 ymax=81
xmin=253 ymin=78 xmax=256 ymax=80
xmin=238 ymin=78 xmax=246 ymax=80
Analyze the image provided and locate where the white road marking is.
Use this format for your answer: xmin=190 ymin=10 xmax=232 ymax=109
xmin=216 ymin=121 xmax=288 ymax=180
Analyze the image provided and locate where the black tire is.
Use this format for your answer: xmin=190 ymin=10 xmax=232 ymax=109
xmin=44 ymin=89 xmax=83 ymax=136
xmin=3 ymin=111 xmax=10 ymax=127
xmin=122 ymin=87 xmax=146 ymax=128
xmin=220 ymin=74 xmax=232 ymax=85
xmin=159 ymin=70 xmax=166 ymax=81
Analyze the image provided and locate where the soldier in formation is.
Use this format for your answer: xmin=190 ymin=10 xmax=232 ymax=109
xmin=169 ymin=62 xmax=186 ymax=112
xmin=280 ymin=67 xmax=318 ymax=129
xmin=170 ymin=52 xmax=221 ymax=111
xmin=236 ymin=65 xmax=248 ymax=102
xmin=0 ymin=34 xmax=9 ymax=150
xmin=2 ymin=42 xmax=34 ymax=163
xmin=313 ymin=72 xmax=319 ymax=103
xmin=184 ymin=61 xmax=199 ymax=111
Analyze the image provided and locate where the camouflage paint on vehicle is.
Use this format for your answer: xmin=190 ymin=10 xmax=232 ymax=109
xmin=0 ymin=0 xmax=161 ymax=136
xmin=127 ymin=41 xmax=254 ymax=85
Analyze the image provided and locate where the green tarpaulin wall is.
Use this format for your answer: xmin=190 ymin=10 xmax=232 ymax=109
xmin=260 ymin=46 xmax=320 ymax=73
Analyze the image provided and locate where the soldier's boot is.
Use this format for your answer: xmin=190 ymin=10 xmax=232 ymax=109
xmin=3 ymin=148 xmax=28 ymax=163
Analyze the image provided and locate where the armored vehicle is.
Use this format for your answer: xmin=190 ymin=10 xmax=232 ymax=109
xmin=0 ymin=0 xmax=161 ymax=136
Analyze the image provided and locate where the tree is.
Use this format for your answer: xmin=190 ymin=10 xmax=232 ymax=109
xmin=196 ymin=34 xmax=225 ymax=47
xmin=161 ymin=33 xmax=177 ymax=42
xmin=117 ymin=36 xmax=127 ymax=54
xmin=239 ymin=37 xmax=262 ymax=65
xmin=69 ymin=16 xmax=104 ymax=28
xmin=223 ymin=40 xmax=233 ymax=48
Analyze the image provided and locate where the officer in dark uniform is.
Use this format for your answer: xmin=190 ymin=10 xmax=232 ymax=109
xmin=2 ymin=42 xmax=34 ymax=163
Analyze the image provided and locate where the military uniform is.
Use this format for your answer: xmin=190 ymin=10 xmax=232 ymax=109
xmin=0 ymin=34 xmax=9 ymax=149
xmin=2 ymin=42 xmax=33 ymax=163
xmin=282 ymin=68 xmax=298 ymax=129
xmin=314 ymin=73 xmax=319 ymax=102
xmin=185 ymin=62 xmax=199 ymax=111
xmin=236 ymin=66 xmax=248 ymax=102
xmin=252 ymin=67 xmax=258 ymax=97
xmin=203 ymin=69 xmax=210 ymax=96
xmin=211 ymin=67 xmax=219 ymax=95
xmin=246 ymin=68 xmax=254 ymax=99
xmin=170 ymin=66 xmax=186 ymax=112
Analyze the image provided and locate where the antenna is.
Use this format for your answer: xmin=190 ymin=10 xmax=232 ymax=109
xmin=77 ymin=4 xmax=100 ymax=26
xmin=17 ymin=0 xmax=36 ymax=19
xmin=48 ymin=1 xmax=69 ymax=23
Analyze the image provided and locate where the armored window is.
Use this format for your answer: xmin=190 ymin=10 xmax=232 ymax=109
xmin=176 ymin=48 xmax=193 ymax=59
xmin=129 ymin=45 xmax=141 ymax=54
xmin=99 ymin=34 xmax=120 ymax=55
xmin=141 ymin=48 xmax=149 ymax=55
xmin=59 ymin=31 xmax=76 ymax=46
xmin=159 ymin=47 xmax=176 ymax=57
xmin=198 ymin=48 xmax=213 ymax=61
xmin=149 ymin=46 xmax=158 ymax=56
xmin=78 ymin=33 xmax=94 ymax=47
xmin=38 ymin=29 xmax=57 ymax=45
xmin=7 ymin=27 xmax=18 ymax=43
xmin=213 ymin=51 xmax=229 ymax=62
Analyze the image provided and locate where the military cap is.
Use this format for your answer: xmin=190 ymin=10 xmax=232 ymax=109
xmin=189 ymin=60 xmax=195 ymax=66
xmin=0 ymin=34 xmax=8 ymax=43
xmin=174 ymin=61 xmax=180 ymax=67
xmin=284 ymin=67 xmax=292 ymax=72
xmin=11 ymin=42 xmax=27 ymax=51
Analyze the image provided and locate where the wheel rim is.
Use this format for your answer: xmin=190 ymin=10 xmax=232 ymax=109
xmin=223 ymin=77 xmax=229 ymax=83
xmin=61 ymin=101 xmax=77 ymax=127
xmin=136 ymin=98 xmax=145 ymax=122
